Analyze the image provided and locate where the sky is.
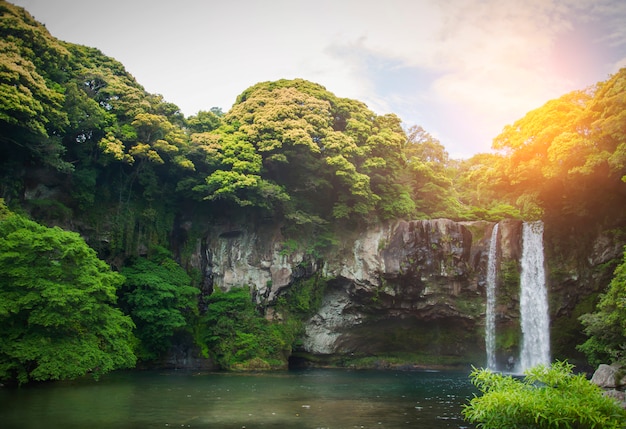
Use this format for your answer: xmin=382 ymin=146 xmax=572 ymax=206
xmin=10 ymin=0 xmax=626 ymax=159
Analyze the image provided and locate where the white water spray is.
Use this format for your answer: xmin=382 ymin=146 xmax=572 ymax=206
xmin=485 ymin=223 xmax=499 ymax=370
xmin=518 ymin=221 xmax=551 ymax=371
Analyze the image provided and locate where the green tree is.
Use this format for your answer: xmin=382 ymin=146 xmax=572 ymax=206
xmin=197 ymin=287 xmax=294 ymax=370
xmin=455 ymin=153 xmax=521 ymax=220
xmin=119 ymin=248 xmax=198 ymax=360
xmin=0 ymin=203 xmax=136 ymax=384
xmin=189 ymin=78 xmax=413 ymax=224
xmin=0 ymin=1 xmax=71 ymax=171
xmin=189 ymin=129 xmax=289 ymax=209
xmin=58 ymin=43 xmax=194 ymax=254
xmin=402 ymin=125 xmax=461 ymax=219
xmin=491 ymin=90 xmax=592 ymax=219
xmin=186 ymin=108 xmax=223 ymax=134
xmin=578 ymin=246 xmax=626 ymax=366
xmin=463 ymin=361 xmax=626 ymax=428
xmin=221 ymin=81 xmax=338 ymax=218
xmin=486 ymin=68 xmax=626 ymax=222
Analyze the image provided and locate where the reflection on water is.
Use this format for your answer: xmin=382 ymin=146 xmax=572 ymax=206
xmin=0 ymin=369 xmax=476 ymax=428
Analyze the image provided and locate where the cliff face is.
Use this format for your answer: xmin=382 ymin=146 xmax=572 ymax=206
xmin=190 ymin=217 xmax=623 ymax=367
xmin=193 ymin=219 xmax=520 ymax=366
xmin=304 ymin=219 xmax=494 ymax=363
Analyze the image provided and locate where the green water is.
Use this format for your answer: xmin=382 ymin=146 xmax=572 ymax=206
xmin=0 ymin=369 xmax=476 ymax=428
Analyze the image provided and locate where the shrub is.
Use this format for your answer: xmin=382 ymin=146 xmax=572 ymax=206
xmin=119 ymin=247 xmax=198 ymax=361
xmin=578 ymin=246 xmax=626 ymax=366
xmin=197 ymin=287 xmax=297 ymax=370
xmin=463 ymin=361 xmax=626 ymax=428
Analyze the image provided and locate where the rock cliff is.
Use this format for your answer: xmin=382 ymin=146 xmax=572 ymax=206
xmin=192 ymin=219 xmax=515 ymax=366
xmin=189 ymin=217 xmax=623 ymax=368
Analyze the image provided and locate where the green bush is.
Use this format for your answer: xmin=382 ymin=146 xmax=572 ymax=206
xmin=463 ymin=361 xmax=626 ymax=428
xmin=276 ymin=275 xmax=328 ymax=317
xmin=0 ymin=203 xmax=136 ymax=384
xmin=119 ymin=247 xmax=198 ymax=361
xmin=578 ymin=246 xmax=626 ymax=366
xmin=197 ymin=287 xmax=297 ymax=370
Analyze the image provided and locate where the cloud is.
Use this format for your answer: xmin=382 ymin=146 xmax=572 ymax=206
xmin=318 ymin=0 xmax=625 ymax=155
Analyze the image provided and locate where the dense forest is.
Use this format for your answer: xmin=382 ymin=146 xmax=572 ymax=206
xmin=1 ymin=1 xmax=626 ymax=384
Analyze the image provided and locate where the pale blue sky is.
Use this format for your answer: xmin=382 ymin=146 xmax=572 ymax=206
xmin=10 ymin=0 xmax=626 ymax=158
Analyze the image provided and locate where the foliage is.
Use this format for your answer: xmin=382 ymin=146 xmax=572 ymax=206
xmin=463 ymin=361 xmax=626 ymax=429
xmin=2 ymin=0 xmax=626 ymax=378
xmin=187 ymin=79 xmax=413 ymax=223
xmin=186 ymin=108 xmax=223 ymax=133
xmin=196 ymin=287 xmax=297 ymax=370
xmin=0 ymin=1 xmax=196 ymax=261
xmin=578 ymin=246 xmax=626 ymax=366
xmin=402 ymin=125 xmax=460 ymax=219
xmin=466 ymin=69 xmax=626 ymax=222
xmin=119 ymin=247 xmax=198 ymax=361
xmin=272 ymin=275 xmax=332 ymax=351
xmin=455 ymin=153 xmax=522 ymax=220
xmin=189 ymin=130 xmax=289 ymax=209
xmin=0 ymin=1 xmax=71 ymax=171
xmin=0 ymin=203 xmax=136 ymax=384
xmin=276 ymin=275 xmax=328 ymax=318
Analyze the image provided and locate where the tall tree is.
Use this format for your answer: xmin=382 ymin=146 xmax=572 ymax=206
xmin=487 ymin=68 xmax=626 ymax=221
xmin=402 ymin=125 xmax=460 ymax=219
xmin=119 ymin=248 xmax=198 ymax=360
xmin=0 ymin=202 xmax=136 ymax=384
xmin=0 ymin=1 xmax=70 ymax=171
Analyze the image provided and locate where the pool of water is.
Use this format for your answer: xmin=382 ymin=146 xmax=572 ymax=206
xmin=0 ymin=368 xmax=477 ymax=428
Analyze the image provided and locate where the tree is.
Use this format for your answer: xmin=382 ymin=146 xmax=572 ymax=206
xmin=0 ymin=202 xmax=136 ymax=384
xmin=487 ymin=69 xmax=626 ymax=222
xmin=222 ymin=81 xmax=337 ymax=218
xmin=463 ymin=361 xmax=626 ymax=428
xmin=119 ymin=248 xmax=198 ymax=361
xmin=189 ymin=129 xmax=289 ymax=209
xmin=0 ymin=1 xmax=71 ymax=171
xmin=186 ymin=109 xmax=223 ymax=134
xmin=189 ymin=78 xmax=413 ymax=224
xmin=0 ymin=2 xmax=197 ymax=263
xmin=402 ymin=125 xmax=460 ymax=219
xmin=455 ymin=153 xmax=521 ymax=220
xmin=578 ymin=246 xmax=626 ymax=366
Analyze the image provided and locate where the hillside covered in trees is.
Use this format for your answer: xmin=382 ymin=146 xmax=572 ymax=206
xmin=1 ymin=1 xmax=626 ymax=383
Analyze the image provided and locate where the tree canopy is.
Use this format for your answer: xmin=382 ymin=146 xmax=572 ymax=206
xmin=185 ymin=79 xmax=415 ymax=224
xmin=0 ymin=201 xmax=136 ymax=384
xmin=467 ymin=69 xmax=626 ymax=222
xmin=0 ymin=1 xmax=70 ymax=171
xmin=119 ymin=248 xmax=198 ymax=361
xmin=2 ymin=0 xmax=624 ymax=233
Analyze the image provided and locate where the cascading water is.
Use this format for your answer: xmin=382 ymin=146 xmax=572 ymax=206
xmin=518 ymin=221 xmax=551 ymax=372
xmin=485 ymin=223 xmax=499 ymax=370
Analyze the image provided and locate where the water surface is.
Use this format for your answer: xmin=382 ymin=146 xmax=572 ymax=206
xmin=0 ymin=369 xmax=476 ymax=428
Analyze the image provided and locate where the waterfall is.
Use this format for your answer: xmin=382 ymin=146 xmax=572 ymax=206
xmin=518 ymin=221 xmax=551 ymax=372
xmin=485 ymin=223 xmax=499 ymax=370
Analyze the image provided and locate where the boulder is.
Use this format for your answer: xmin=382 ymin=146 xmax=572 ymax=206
xmin=591 ymin=364 xmax=626 ymax=410
xmin=591 ymin=363 xmax=625 ymax=389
